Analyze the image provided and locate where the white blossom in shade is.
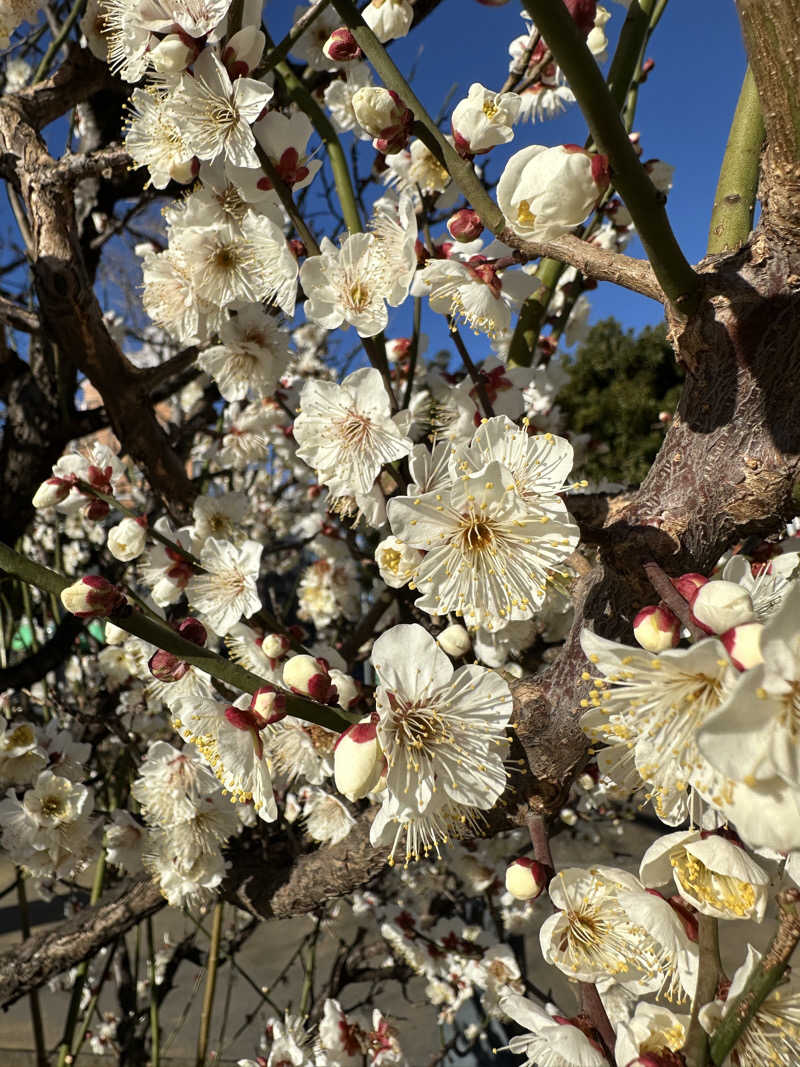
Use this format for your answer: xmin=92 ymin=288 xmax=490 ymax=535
xmin=699 ymin=943 xmax=800 ymax=1067
xmin=105 ymin=810 xmax=145 ymax=873
xmin=580 ymin=628 xmax=738 ymax=825
xmin=375 ymin=535 xmax=423 ymax=589
xmin=297 ymin=554 xmax=360 ymax=628
xmin=388 ymin=460 xmax=579 ymax=632
xmin=172 ymin=696 xmax=278 ymax=821
xmin=197 ymin=308 xmax=290 ymax=401
xmin=383 ymin=138 xmax=453 ymax=202
xmin=131 ymin=741 xmax=220 ymax=825
xmin=407 ymin=439 xmax=454 ymax=496
xmin=362 ymin=0 xmax=413 ymax=42
xmin=91 ymin=0 xmax=151 ymax=81
xmin=697 ymin=583 xmax=800 ymax=790
xmin=419 ymin=257 xmax=538 ymax=338
xmin=638 ymin=829 xmax=769 ymax=922
xmin=517 ymin=77 xmax=576 ymax=124
xmin=539 ymin=867 xmax=697 ymax=1000
xmin=125 ymin=87 xmax=195 ymax=189
xmin=451 ymin=83 xmax=521 ymax=155
xmin=369 ymin=624 xmax=512 ymax=846
xmin=140 ymin=246 xmax=210 ymax=345
xmin=613 ymin=1002 xmax=690 ymax=1067
xmin=294 ymin=368 xmax=413 ymax=497
xmin=266 ymin=717 xmax=334 ymax=788
xmin=323 ymin=62 xmax=374 ymax=136
xmin=144 ymin=832 xmax=227 ymax=907
xmin=408 ymin=375 xmax=478 ymax=442
xmin=178 ymin=211 xmax=298 ymax=315
xmin=0 ymin=721 xmax=46 ymax=787
xmin=227 ymin=109 xmax=321 ymax=205
xmin=191 ymin=490 xmax=249 ymax=545
xmin=186 ymin=537 xmax=262 ymax=636
xmin=175 ymin=48 xmax=273 ymax=168
xmin=216 ymin=401 xmax=273 ymax=469
xmin=303 ymin=788 xmax=355 ymax=845
xmin=137 ymin=518 xmax=195 ymax=607
xmin=498 ymin=994 xmax=608 ymax=1067
xmin=498 ymin=144 xmax=608 ymax=241
xmin=453 ymin=416 xmax=575 ymax=513
xmin=721 ymin=551 xmax=800 ymax=621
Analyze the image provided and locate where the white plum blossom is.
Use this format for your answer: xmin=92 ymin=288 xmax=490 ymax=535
xmin=186 ymin=537 xmax=263 ymax=636
xmin=499 ymin=995 xmax=608 ymax=1067
xmin=451 ymin=83 xmax=521 ymax=155
xmin=419 ymin=256 xmax=538 ymax=339
xmin=614 ymin=1002 xmax=690 ymax=1067
xmin=323 ymin=62 xmax=374 ymax=136
xmin=369 ymin=624 xmax=512 ymax=862
xmin=125 ymin=87 xmax=195 ymax=189
xmin=388 ymin=459 xmax=579 ymax=632
xmin=197 ymin=307 xmax=291 ymax=401
xmin=498 ymin=144 xmax=609 ymax=241
xmin=293 ymin=367 xmax=413 ymax=497
xmin=175 ymin=48 xmax=273 ymax=168
xmin=362 ymin=0 xmax=413 ymax=43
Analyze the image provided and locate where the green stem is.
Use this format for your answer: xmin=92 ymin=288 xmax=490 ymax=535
xmin=684 ymin=913 xmax=721 ymax=1067
xmin=70 ymin=939 xmax=119 ymax=1059
xmin=507 ymin=258 xmax=566 ymax=367
xmin=520 ymin=0 xmax=699 ymax=313
xmin=148 ymin=917 xmax=161 ymax=1067
xmin=17 ymin=872 xmax=47 ymax=1067
xmin=196 ymin=901 xmax=224 ymax=1067
xmin=707 ymin=888 xmax=800 ymax=1066
xmin=254 ymin=143 xmax=321 ymax=255
xmin=56 ymin=854 xmax=106 ymax=1067
xmin=33 ymin=0 xmax=86 ymax=83
xmin=269 ymin=43 xmax=363 ymax=234
xmin=707 ymin=66 xmax=764 ymax=254
xmin=260 ymin=0 xmax=332 ymax=73
xmin=329 ymin=0 xmax=504 ymax=233
xmin=0 ymin=540 xmax=351 ymax=733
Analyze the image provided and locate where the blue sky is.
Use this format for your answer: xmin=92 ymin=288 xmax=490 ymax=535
xmin=3 ymin=1 xmax=748 ymax=350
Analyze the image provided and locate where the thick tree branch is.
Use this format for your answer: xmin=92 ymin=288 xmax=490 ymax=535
xmin=736 ymin=0 xmax=800 ymax=238
xmin=0 ymin=294 xmax=39 ymax=332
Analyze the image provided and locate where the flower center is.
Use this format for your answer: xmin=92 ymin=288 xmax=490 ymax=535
xmin=40 ymin=795 xmax=67 ymax=819
xmin=671 ymin=849 xmax=756 ymax=916
xmin=459 ymin=515 xmax=495 ymax=553
xmin=348 ymin=280 xmax=371 ymax=311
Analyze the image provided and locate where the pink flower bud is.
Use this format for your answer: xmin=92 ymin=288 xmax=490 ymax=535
xmin=632 ymin=605 xmax=680 ymax=653
xmin=690 ymin=580 xmax=755 ymax=635
xmin=334 ymin=718 xmax=384 ymax=800
xmin=352 ymin=87 xmax=413 ymax=153
xmin=176 ymin=617 xmax=207 ymax=646
xmin=671 ymin=572 xmax=708 ymax=602
xmin=282 ymin=654 xmax=338 ymax=703
xmin=722 ymin=621 xmax=764 ymax=670
xmin=148 ymin=649 xmax=190 ymax=683
xmin=149 ymin=34 xmax=196 ymax=74
xmin=322 ymin=27 xmax=362 ymax=62
xmin=436 ymin=623 xmax=472 ymax=658
xmin=505 ymin=857 xmax=548 ymax=900
xmin=250 ymin=685 xmax=287 ymax=725
xmin=84 ymin=497 xmax=110 ymax=522
xmin=32 ymin=478 xmax=72 ymax=508
xmin=60 ymin=576 xmax=126 ymax=618
xmin=446 ymin=209 xmax=484 ymax=243
xmin=565 ymin=0 xmax=597 ymax=36
xmin=625 ymin=1053 xmax=687 ymax=1067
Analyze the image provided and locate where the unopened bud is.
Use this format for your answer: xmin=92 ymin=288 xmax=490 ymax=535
xmin=625 ymin=1053 xmax=687 ymax=1067
xmin=282 ymin=654 xmax=338 ymax=703
xmin=250 ymin=684 xmax=287 ymax=725
xmin=148 ymin=648 xmax=189 ymax=683
xmin=691 ymin=580 xmax=755 ymax=635
xmin=446 ymin=209 xmax=484 ymax=243
xmin=351 ymin=87 xmax=413 ymax=153
xmin=261 ymin=632 xmax=290 ymax=661
xmin=107 ymin=516 xmax=147 ymax=562
xmin=560 ymin=807 xmax=578 ymax=826
xmin=149 ymin=34 xmax=195 ymax=73
xmin=505 ymin=856 xmax=548 ymax=900
xmin=60 ymin=576 xmax=126 ymax=619
xmin=565 ymin=0 xmax=597 ymax=36
xmin=671 ymin=572 xmax=708 ymax=602
xmin=436 ymin=623 xmax=472 ymax=658
xmin=222 ymin=26 xmax=265 ymax=76
xmin=33 ymin=478 xmax=72 ymax=508
xmin=83 ymin=497 xmax=110 ymax=522
xmin=632 ymin=604 xmax=680 ymax=652
xmin=334 ymin=717 xmax=384 ymax=800
xmin=330 ymin=669 xmax=362 ymax=710
xmin=169 ymin=158 xmax=198 ymax=185
xmin=322 ymin=27 xmax=362 ymax=62
xmin=722 ymin=621 xmax=764 ymax=670
xmin=176 ymin=617 xmax=207 ymax=646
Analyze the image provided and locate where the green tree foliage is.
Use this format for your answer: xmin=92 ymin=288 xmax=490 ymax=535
xmin=559 ymin=318 xmax=684 ymax=486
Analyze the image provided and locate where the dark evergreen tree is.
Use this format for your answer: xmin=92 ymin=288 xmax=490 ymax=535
xmin=559 ymin=318 xmax=684 ymax=486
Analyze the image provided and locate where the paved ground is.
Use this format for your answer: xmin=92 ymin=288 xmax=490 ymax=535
xmin=0 ymin=816 xmax=776 ymax=1065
